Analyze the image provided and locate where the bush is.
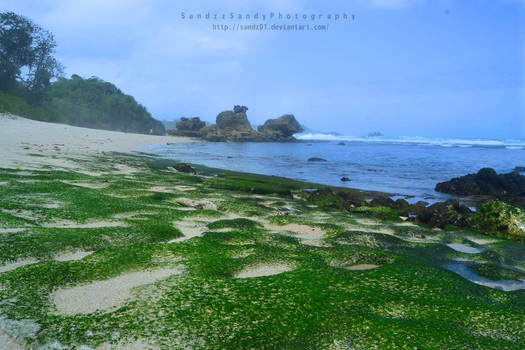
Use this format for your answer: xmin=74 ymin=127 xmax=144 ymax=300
xmin=469 ymin=201 xmax=525 ymax=241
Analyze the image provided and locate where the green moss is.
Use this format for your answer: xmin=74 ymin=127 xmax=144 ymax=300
xmin=0 ymin=156 xmax=525 ymax=349
xmin=469 ymin=263 xmax=525 ymax=281
xmin=207 ymin=218 xmax=261 ymax=230
xmin=350 ymin=206 xmax=401 ymax=221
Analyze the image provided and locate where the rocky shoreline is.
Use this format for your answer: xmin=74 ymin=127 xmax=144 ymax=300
xmin=168 ymin=105 xmax=304 ymax=142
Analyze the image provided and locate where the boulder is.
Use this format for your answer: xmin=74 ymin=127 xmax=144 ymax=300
xmin=174 ymin=163 xmax=196 ymax=174
xmin=216 ymin=110 xmax=252 ymax=131
xmin=417 ymin=199 xmax=472 ymax=228
xmin=308 ymin=157 xmax=327 ymax=162
xmin=176 ymin=117 xmax=205 ymax=131
xmin=435 ymin=168 xmax=525 ymax=197
xmin=258 ymin=114 xmax=304 ymax=138
xmin=370 ymin=195 xmax=396 ymax=208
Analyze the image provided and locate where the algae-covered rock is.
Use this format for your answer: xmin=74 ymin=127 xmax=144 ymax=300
xmin=469 ymin=201 xmax=525 ymax=241
xmin=174 ymin=163 xmax=195 ymax=174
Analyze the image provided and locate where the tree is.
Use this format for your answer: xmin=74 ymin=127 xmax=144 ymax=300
xmin=0 ymin=12 xmax=62 ymax=102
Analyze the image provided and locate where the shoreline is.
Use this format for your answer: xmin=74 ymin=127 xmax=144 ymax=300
xmin=1 ymin=121 xmax=525 ymax=348
xmin=0 ymin=114 xmax=197 ymax=172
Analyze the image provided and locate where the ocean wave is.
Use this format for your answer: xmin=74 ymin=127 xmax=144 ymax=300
xmin=296 ymin=133 xmax=525 ymax=148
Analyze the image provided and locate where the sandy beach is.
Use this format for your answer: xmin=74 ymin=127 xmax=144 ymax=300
xmin=0 ymin=113 xmax=194 ymax=171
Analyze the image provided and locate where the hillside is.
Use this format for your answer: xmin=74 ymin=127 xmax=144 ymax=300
xmin=0 ymin=75 xmax=165 ymax=135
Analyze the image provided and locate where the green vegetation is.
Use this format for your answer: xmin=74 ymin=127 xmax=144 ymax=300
xmin=1 ymin=154 xmax=525 ymax=349
xmin=470 ymin=201 xmax=525 ymax=242
xmin=0 ymin=11 xmax=165 ymax=135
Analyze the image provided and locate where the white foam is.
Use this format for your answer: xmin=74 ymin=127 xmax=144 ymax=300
xmin=297 ymin=134 xmax=525 ymax=148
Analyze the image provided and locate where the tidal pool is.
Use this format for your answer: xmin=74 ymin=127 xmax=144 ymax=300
xmin=446 ymin=243 xmax=484 ymax=254
xmin=445 ymin=263 xmax=525 ymax=292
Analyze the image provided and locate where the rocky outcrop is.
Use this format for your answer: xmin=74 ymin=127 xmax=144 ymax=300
xmin=308 ymin=157 xmax=327 ymax=162
xmin=435 ymin=168 xmax=525 ymax=198
xmin=176 ymin=117 xmax=205 ymax=131
xmin=416 ymin=200 xmax=473 ymax=228
xmin=216 ymin=110 xmax=252 ymax=132
xmin=167 ymin=106 xmax=304 ymax=142
xmin=258 ymin=114 xmax=303 ymax=139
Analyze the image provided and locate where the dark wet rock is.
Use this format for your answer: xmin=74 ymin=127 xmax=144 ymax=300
xmin=337 ymin=142 xmax=345 ymax=146
xmin=174 ymin=163 xmax=196 ymax=174
xmin=370 ymin=195 xmax=396 ymax=208
xmin=176 ymin=117 xmax=205 ymax=131
xmin=415 ymin=234 xmax=426 ymax=239
xmin=308 ymin=157 xmax=327 ymax=162
xmin=306 ymin=188 xmax=366 ymax=210
xmin=417 ymin=199 xmax=473 ymax=228
xmin=407 ymin=201 xmax=429 ymax=218
xmin=258 ymin=114 xmax=303 ymax=138
xmin=435 ymin=168 xmax=525 ymax=198
xmin=395 ymin=198 xmax=410 ymax=212
xmin=340 ymin=177 xmax=351 ymax=182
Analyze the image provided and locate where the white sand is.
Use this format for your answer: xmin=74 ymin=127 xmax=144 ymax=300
xmin=0 ymin=258 xmax=39 ymax=273
xmin=173 ymin=198 xmax=218 ymax=211
xmin=234 ymin=263 xmax=293 ymax=278
xmin=52 ymin=268 xmax=183 ymax=315
xmin=0 ymin=329 xmax=23 ymax=350
xmin=0 ymin=228 xmax=27 ymax=234
xmin=61 ymin=181 xmax=110 ymax=189
xmin=264 ymin=223 xmax=325 ymax=240
xmin=41 ymin=220 xmax=127 ymax=229
xmin=54 ymin=250 xmax=93 ymax=262
xmin=169 ymin=217 xmax=218 ymax=243
xmin=0 ymin=114 xmax=193 ymax=170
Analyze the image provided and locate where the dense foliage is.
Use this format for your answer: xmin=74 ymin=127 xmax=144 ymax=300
xmin=469 ymin=201 xmax=525 ymax=241
xmin=0 ymin=11 xmax=165 ymax=135
xmin=44 ymin=75 xmax=165 ymax=134
xmin=0 ymin=12 xmax=62 ymax=103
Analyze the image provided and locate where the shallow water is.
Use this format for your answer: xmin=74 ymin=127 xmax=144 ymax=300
xmin=143 ymin=138 xmax=524 ymax=202
xmin=446 ymin=243 xmax=485 ymax=254
xmin=445 ymin=263 xmax=525 ymax=291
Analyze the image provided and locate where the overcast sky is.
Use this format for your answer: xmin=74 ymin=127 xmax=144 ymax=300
xmin=3 ymin=0 xmax=524 ymax=138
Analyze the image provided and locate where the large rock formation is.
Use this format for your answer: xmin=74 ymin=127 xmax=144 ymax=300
xmin=258 ymin=114 xmax=303 ymax=138
xmin=216 ymin=110 xmax=252 ymax=132
xmin=435 ymin=168 xmax=525 ymax=198
xmin=176 ymin=117 xmax=205 ymax=131
xmin=168 ymin=106 xmax=304 ymax=142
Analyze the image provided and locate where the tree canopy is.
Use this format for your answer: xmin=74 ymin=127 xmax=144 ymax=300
xmin=0 ymin=12 xmax=62 ymax=102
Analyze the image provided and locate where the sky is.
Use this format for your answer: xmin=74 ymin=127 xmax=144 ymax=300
xmin=2 ymin=0 xmax=524 ymax=138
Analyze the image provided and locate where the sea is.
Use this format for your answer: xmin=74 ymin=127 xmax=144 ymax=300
xmin=141 ymin=134 xmax=525 ymax=204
